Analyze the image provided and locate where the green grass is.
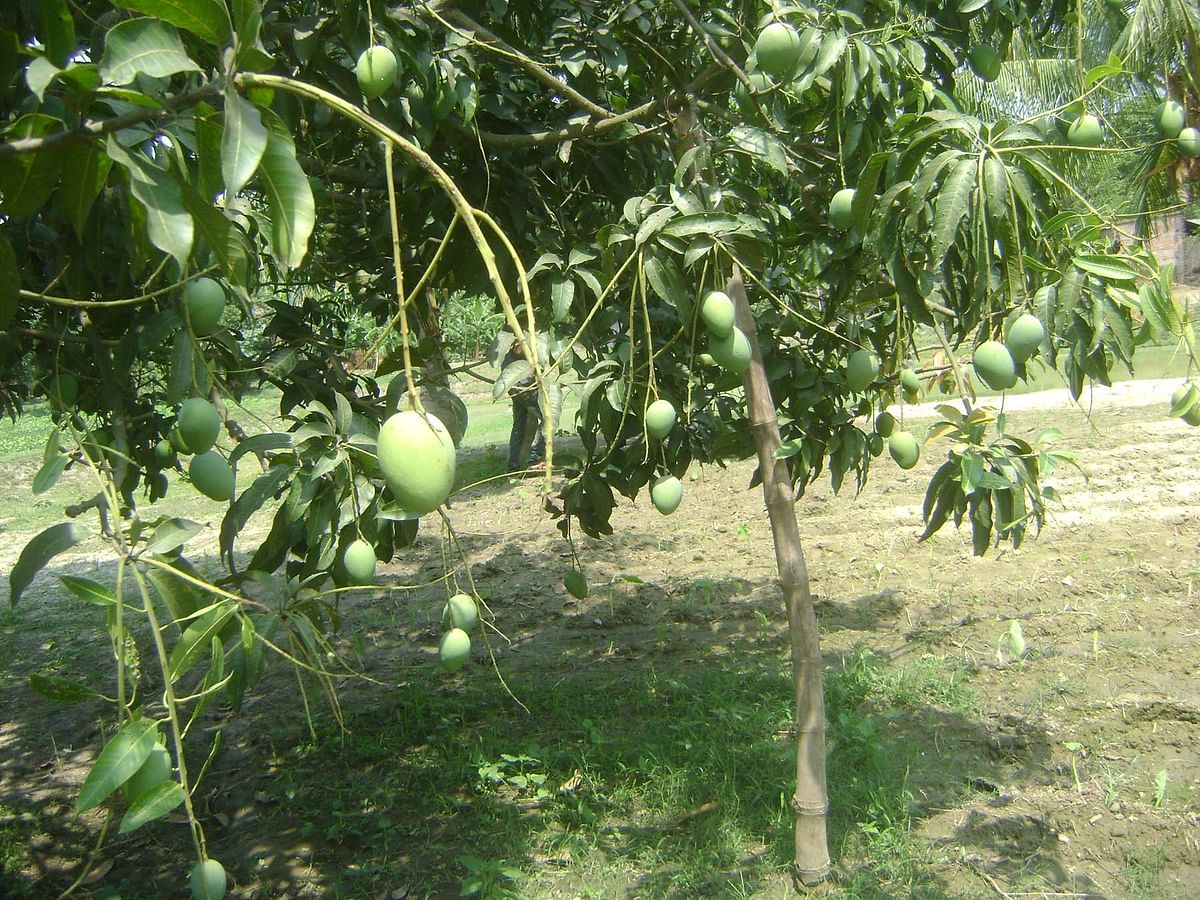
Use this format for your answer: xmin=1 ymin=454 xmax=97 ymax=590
xmin=212 ymin=646 xmax=977 ymax=898
xmin=924 ymin=342 xmax=1192 ymax=402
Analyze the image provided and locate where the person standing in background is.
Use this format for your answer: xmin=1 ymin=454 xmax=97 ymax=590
xmin=503 ymin=340 xmax=545 ymax=473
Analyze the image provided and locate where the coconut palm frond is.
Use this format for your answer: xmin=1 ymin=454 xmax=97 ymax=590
xmin=956 ymin=57 xmax=1082 ymax=122
xmin=1117 ymin=0 xmax=1200 ymax=76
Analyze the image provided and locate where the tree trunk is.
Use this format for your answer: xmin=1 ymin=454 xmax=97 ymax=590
xmin=726 ymin=269 xmax=831 ymax=886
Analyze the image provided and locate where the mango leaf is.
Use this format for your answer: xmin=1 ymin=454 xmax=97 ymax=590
xmin=168 ymin=600 xmax=235 ymax=682
xmin=25 ymin=56 xmax=60 ymax=101
xmin=492 ymin=360 xmax=531 ymax=401
xmin=931 ymin=157 xmax=976 ymax=262
xmin=144 ymin=517 xmax=203 ymax=555
xmin=99 ymin=18 xmax=201 ymax=85
xmin=146 ymin=563 xmax=200 ymax=625
xmin=113 ymin=0 xmax=231 ymax=47
xmin=643 ymin=253 xmax=687 ymax=307
xmin=549 ymin=277 xmax=574 ymax=322
xmin=130 ymin=167 xmax=194 ymax=269
xmin=75 ymin=719 xmax=157 ymax=812
xmin=119 ymin=780 xmax=184 ymax=834
xmin=57 ymin=143 xmax=113 ymax=239
xmin=220 ymin=465 xmax=292 ymax=569
xmin=0 ymin=115 xmax=65 ymax=217
xmin=179 ymin=179 xmax=232 ymax=273
xmin=110 ymin=138 xmax=194 ymax=267
xmin=38 ymin=0 xmax=76 ymax=66
xmin=660 ymin=212 xmax=766 ymax=241
xmin=231 ymin=0 xmax=263 ymax=48
xmin=258 ymin=114 xmax=315 ymax=270
xmin=29 ymin=672 xmax=106 ymax=704
xmin=228 ymin=432 xmax=293 ymax=467
xmin=728 ymin=125 xmax=788 ymax=174
xmin=59 ymin=575 xmax=117 ymax=607
xmin=10 ymin=522 xmax=79 ymax=605
xmin=221 ymin=88 xmax=267 ymax=198
xmin=32 ymin=456 xmax=70 ymax=502
xmin=1073 ymin=254 xmax=1137 ymax=282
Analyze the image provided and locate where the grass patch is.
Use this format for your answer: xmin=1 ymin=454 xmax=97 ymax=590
xmin=0 ymin=805 xmax=36 ymax=896
xmin=225 ymin=647 xmax=978 ymax=897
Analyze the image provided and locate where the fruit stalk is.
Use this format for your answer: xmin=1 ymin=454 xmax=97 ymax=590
xmin=726 ymin=270 xmax=830 ymax=885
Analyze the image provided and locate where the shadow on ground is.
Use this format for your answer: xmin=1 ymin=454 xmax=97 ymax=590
xmin=0 ymin=521 xmax=1066 ymax=899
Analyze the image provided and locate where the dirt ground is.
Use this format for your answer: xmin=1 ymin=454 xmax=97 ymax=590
xmin=1 ymin=379 xmax=1198 ymax=898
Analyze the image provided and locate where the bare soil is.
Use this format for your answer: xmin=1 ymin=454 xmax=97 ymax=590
xmin=1 ymin=380 xmax=1198 ymax=898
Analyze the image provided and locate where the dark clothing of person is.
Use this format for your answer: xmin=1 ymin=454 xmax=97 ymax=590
xmin=503 ymin=349 xmax=545 ymax=472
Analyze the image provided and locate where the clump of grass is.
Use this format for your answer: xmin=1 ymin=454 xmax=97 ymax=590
xmin=239 ymin=646 xmax=977 ymax=896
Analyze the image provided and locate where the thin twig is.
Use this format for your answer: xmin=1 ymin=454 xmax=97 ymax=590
xmin=667 ymin=0 xmax=754 ymax=91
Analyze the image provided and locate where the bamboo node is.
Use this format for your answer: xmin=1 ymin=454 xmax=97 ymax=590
xmin=749 ymin=416 xmax=778 ymax=427
xmin=791 ymin=797 xmax=829 ymax=816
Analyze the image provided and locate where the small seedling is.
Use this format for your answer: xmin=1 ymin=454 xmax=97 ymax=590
xmin=1152 ymin=769 xmax=1168 ymax=807
xmin=1063 ymin=741 xmax=1085 ymax=795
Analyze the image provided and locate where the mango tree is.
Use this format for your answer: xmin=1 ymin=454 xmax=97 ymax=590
xmin=1 ymin=0 xmax=1195 ymax=891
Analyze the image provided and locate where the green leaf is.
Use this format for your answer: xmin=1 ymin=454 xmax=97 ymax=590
xmin=178 ymin=179 xmax=232 ymax=273
xmin=146 ymin=562 xmax=200 ymax=626
xmin=728 ymin=125 xmax=788 ymax=174
xmin=0 ymin=115 xmax=65 ymax=217
xmin=659 ymin=212 xmax=766 ymax=241
xmin=222 ymin=88 xmax=268 ymax=198
xmin=811 ymin=32 xmax=847 ymax=78
xmin=144 ymin=517 xmax=203 ymax=555
xmin=113 ymin=0 xmax=231 ymax=47
xmin=75 ymin=719 xmax=157 ymax=812
xmin=25 ymin=56 xmax=60 ymax=101
xmin=231 ymin=0 xmax=263 ymax=49
xmin=931 ymin=157 xmax=976 ymax=262
xmin=119 ymin=780 xmax=184 ymax=834
xmin=10 ymin=522 xmax=79 ymax=606
xmin=549 ymin=277 xmax=574 ymax=322
xmin=127 ymin=162 xmax=194 ymax=268
xmin=58 ymin=143 xmax=113 ymax=239
xmin=492 ymin=359 xmax=531 ymax=401
xmin=1073 ymin=254 xmax=1137 ymax=282
xmin=563 ymin=570 xmax=588 ymax=600
xmin=643 ymin=253 xmax=687 ymax=307
xmin=29 ymin=672 xmax=106 ymax=704
xmin=258 ymin=114 xmax=315 ymax=270
xmin=219 ymin=465 xmax=291 ymax=569
xmin=0 ymin=233 xmax=18 ymax=329
xmin=59 ymin=575 xmax=117 ymax=607
xmin=958 ymin=0 xmax=990 ymax=12
xmin=168 ymin=600 xmax=235 ymax=682
xmin=99 ymin=18 xmax=202 ymax=85
xmin=37 ymin=0 xmax=76 ymax=66
xmin=228 ymin=432 xmax=293 ymax=467
xmin=32 ymin=451 xmax=68 ymax=495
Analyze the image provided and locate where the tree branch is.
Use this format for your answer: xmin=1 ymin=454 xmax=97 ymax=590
xmin=466 ymin=64 xmax=724 ymax=149
xmin=420 ymin=5 xmax=615 ymax=121
xmin=667 ymin=0 xmax=754 ymax=91
xmin=0 ymin=83 xmax=222 ymax=159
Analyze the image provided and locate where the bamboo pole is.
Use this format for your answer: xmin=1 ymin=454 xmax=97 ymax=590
xmin=726 ymin=268 xmax=831 ymax=886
